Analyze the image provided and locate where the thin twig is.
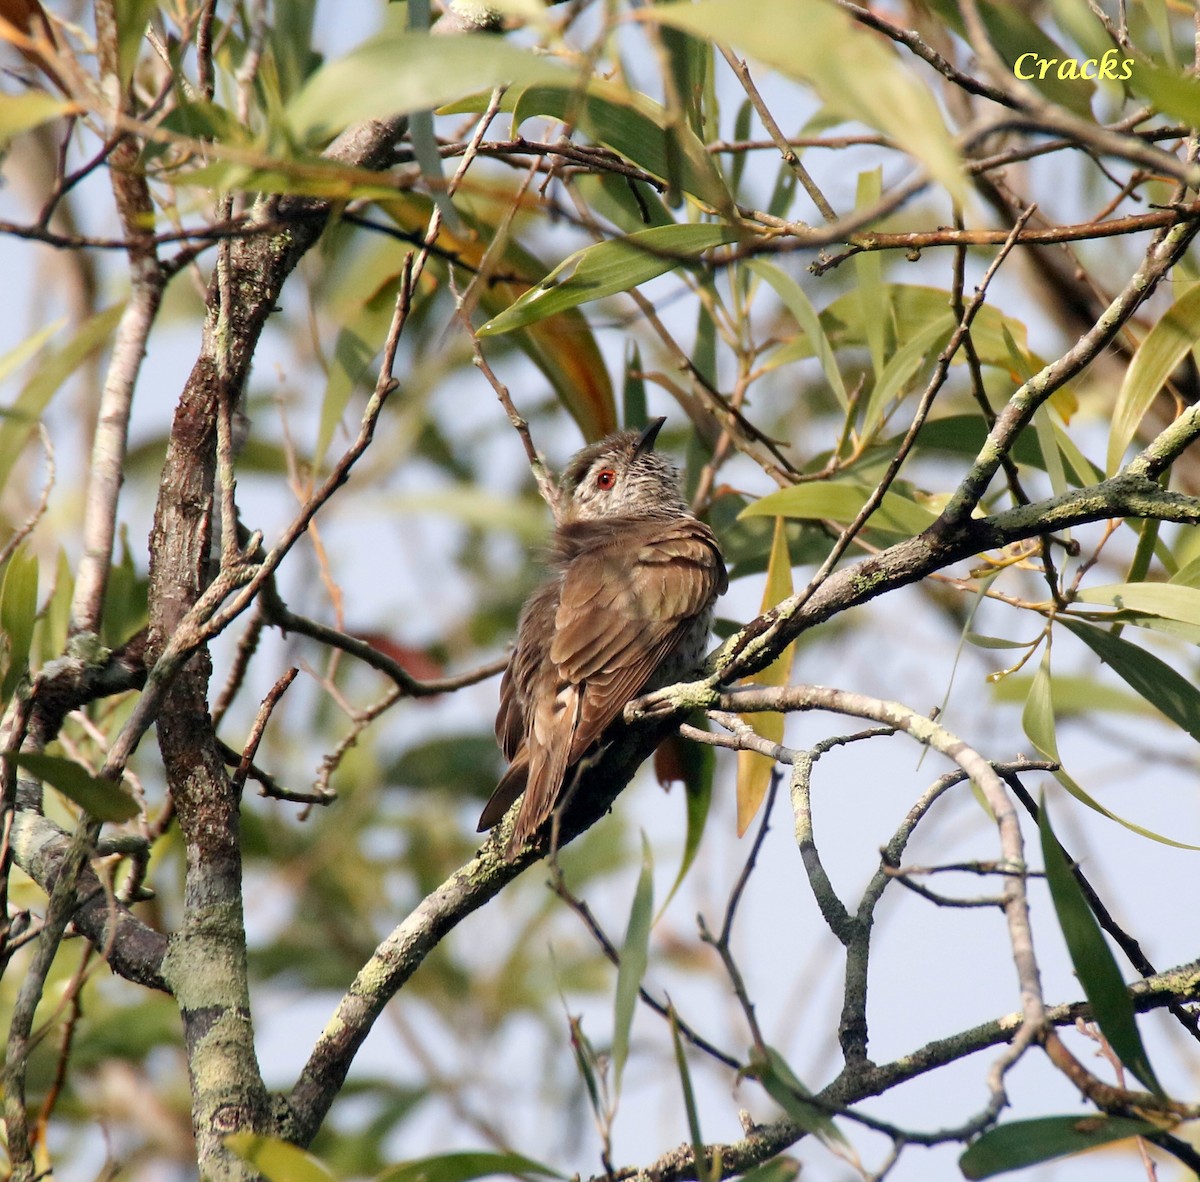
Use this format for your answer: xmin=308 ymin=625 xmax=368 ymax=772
xmin=230 ymin=668 xmax=298 ymax=796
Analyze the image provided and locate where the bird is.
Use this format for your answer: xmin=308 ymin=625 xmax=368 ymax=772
xmin=477 ymin=417 xmax=728 ymax=858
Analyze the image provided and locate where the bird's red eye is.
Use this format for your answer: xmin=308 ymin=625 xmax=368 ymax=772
xmin=595 ymin=468 xmax=616 ymax=490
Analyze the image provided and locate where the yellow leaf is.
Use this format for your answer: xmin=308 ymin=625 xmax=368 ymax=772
xmin=737 ymin=518 xmax=795 ymax=834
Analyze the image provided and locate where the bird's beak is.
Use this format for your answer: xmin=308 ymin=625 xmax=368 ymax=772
xmin=634 ymin=416 xmax=667 ymax=457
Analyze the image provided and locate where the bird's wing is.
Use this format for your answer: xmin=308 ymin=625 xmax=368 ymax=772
xmin=494 ymin=579 xmax=559 ymax=761
xmin=482 ymin=516 xmax=725 ymax=855
xmin=551 ymin=516 xmax=725 ymax=764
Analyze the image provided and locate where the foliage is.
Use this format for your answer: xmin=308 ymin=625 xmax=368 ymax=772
xmin=2 ymin=1 xmax=1200 ymax=1181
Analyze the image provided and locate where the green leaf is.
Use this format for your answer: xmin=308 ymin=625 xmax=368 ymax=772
xmin=993 ymin=672 xmax=1163 ymax=719
xmin=740 ymin=482 xmax=938 ymax=537
xmin=566 ymin=1013 xmax=605 ymax=1128
xmin=658 ymin=719 xmax=713 ymax=918
xmin=966 ymin=632 xmax=1037 ymax=651
xmin=225 ymin=1133 xmax=336 ymax=1182
xmin=156 ymin=99 xmax=250 ymax=147
xmin=623 ymin=343 xmax=648 ymax=431
xmin=0 ymin=305 xmax=125 ymax=496
xmin=735 ymin=1158 xmax=801 ymax=1182
xmin=269 ymin=0 xmax=322 ymax=101
xmin=746 ymin=259 xmax=847 ymax=408
xmin=447 ymin=80 xmax=733 ymax=213
xmin=1 ymin=546 xmax=38 ymax=704
xmin=0 ymin=92 xmax=73 ymax=148
xmin=1125 ymin=58 xmax=1200 ymax=130
xmin=1039 ymin=798 xmax=1162 ymax=1094
xmin=860 ymin=312 xmax=956 ymax=437
xmin=376 ymin=1151 xmax=564 ymax=1182
xmin=646 ymin=0 xmax=963 ymax=199
xmin=822 ymin=285 xmax=1031 ymax=371
xmin=37 ymin=548 xmax=73 ymax=665
xmin=385 ymin=487 xmax=548 ymax=543
xmin=736 ymin=517 xmax=795 ymax=834
xmin=669 ymin=1007 xmax=710 ymax=1182
xmin=287 ymin=30 xmax=572 ymax=144
xmin=1022 ymin=645 xmax=1200 ymax=848
xmin=1061 ymin=618 xmax=1200 ymax=744
xmin=924 ymin=0 xmax=1096 ymax=118
xmin=746 ymin=1045 xmax=847 ymax=1149
xmin=613 ymin=834 xmax=654 ymax=1094
xmin=9 ymin=753 xmax=139 ymax=822
xmin=1107 ymin=282 xmax=1200 ymax=475
xmin=115 ymin=0 xmax=159 ymax=88
xmin=0 ymin=320 xmax=64 ymax=390
xmin=1076 ymin=581 xmax=1200 ymax=628
xmin=854 ymin=168 xmax=887 ymax=380
xmin=390 ymin=734 xmax=501 ymax=798
xmin=960 ymin=1115 xmax=1164 ymax=1179
xmin=101 ymin=527 xmax=148 ymax=649
xmin=479 ymin=224 xmax=741 ymax=336
xmin=915 ymin=415 xmax=1044 ymax=468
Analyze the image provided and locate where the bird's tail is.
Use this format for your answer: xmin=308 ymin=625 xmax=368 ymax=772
xmin=477 ymin=751 xmax=529 ymax=833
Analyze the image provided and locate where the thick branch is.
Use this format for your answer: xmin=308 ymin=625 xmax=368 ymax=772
xmin=143 ymin=115 xmax=411 ymax=1180
xmin=697 ymin=472 xmax=1199 ymax=690
xmin=8 ymin=811 xmax=168 ymax=990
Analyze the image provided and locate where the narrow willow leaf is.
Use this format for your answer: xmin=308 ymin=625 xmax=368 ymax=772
xmin=860 ymin=312 xmax=955 ymax=437
xmin=1127 ymin=58 xmax=1200 ymax=128
xmin=669 ymin=1006 xmax=714 ymax=1182
xmin=1 ymin=547 xmax=38 ymax=704
xmin=915 ymin=415 xmax=1044 ymax=468
xmin=287 ymin=31 xmax=571 ymax=144
xmin=479 ymin=224 xmax=741 ymax=336
xmin=960 ymin=1115 xmax=1165 ymax=1179
xmin=854 ymin=168 xmax=887 ymax=380
xmin=966 ymin=632 xmax=1037 ymax=651
xmin=747 ymin=1045 xmax=848 ymax=1149
xmin=924 ymin=0 xmax=1095 ymax=117
xmin=1169 ymin=554 xmax=1200 ymax=586
xmin=1022 ymin=645 xmax=1200 ymax=848
xmin=612 ymin=834 xmax=654 ymax=1095
xmin=1076 ymin=582 xmax=1200 ymax=628
xmin=658 ymin=720 xmax=713 ymax=919
xmin=740 ymin=482 xmax=938 ymax=537
xmin=746 ymin=260 xmax=847 ymax=408
xmin=0 ymin=92 xmax=73 ymax=148
xmin=737 ymin=518 xmax=794 ymax=834
xmin=37 ymin=548 xmax=73 ymax=665
xmin=376 ymin=1151 xmax=564 ymax=1182
xmin=820 ymin=284 xmax=1031 ymax=369
xmin=114 ymin=0 xmax=159 ymax=88
xmin=993 ymin=672 xmax=1162 ymax=719
xmin=646 ymin=0 xmax=963 ymax=199
xmin=0 ymin=320 xmax=63 ymax=390
xmin=623 ymin=343 xmax=647 ymax=431
xmin=9 ymin=753 xmax=139 ymax=822
xmin=1061 ymin=618 xmax=1200 ymax=744
xmin=1048 ymin=415 xmax=1101 ymax=487
xmin=1107 ymin=282 xmax=1200 ymax=475
xmin=736 ymin=1158 xmax=801 ymax=1182
xmin=446 ymin=79 xmax=733 ymax=212
xmin=566 ymin=1015 xmax=605 ymax=1128
xmin=0 ymin=305 xmax=124 ymax=495
xmin=224 ymin=1133 xmax=335 ymax=1182
xmin=333 ymin=191 xmax=619 ymax=439
xmin=1003 ymin=326 xmax=1067 ymax=498
xmin=1039 ymin=798 xmax=1162 ymax=1094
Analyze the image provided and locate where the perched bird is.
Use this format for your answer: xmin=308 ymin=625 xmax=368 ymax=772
xmin=478 ymin=418 xmax=728 ymax=858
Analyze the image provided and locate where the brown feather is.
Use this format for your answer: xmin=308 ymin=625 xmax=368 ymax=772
xmin=480 ymin=513 xmax=724 ymax=858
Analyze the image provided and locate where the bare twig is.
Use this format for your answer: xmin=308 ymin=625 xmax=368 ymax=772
xmin=229 ymin=668 xmax=298 ymax=796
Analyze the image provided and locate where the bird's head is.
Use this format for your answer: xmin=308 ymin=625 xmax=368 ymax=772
xmin=559 ymin=418 xmax=689 ymax=523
